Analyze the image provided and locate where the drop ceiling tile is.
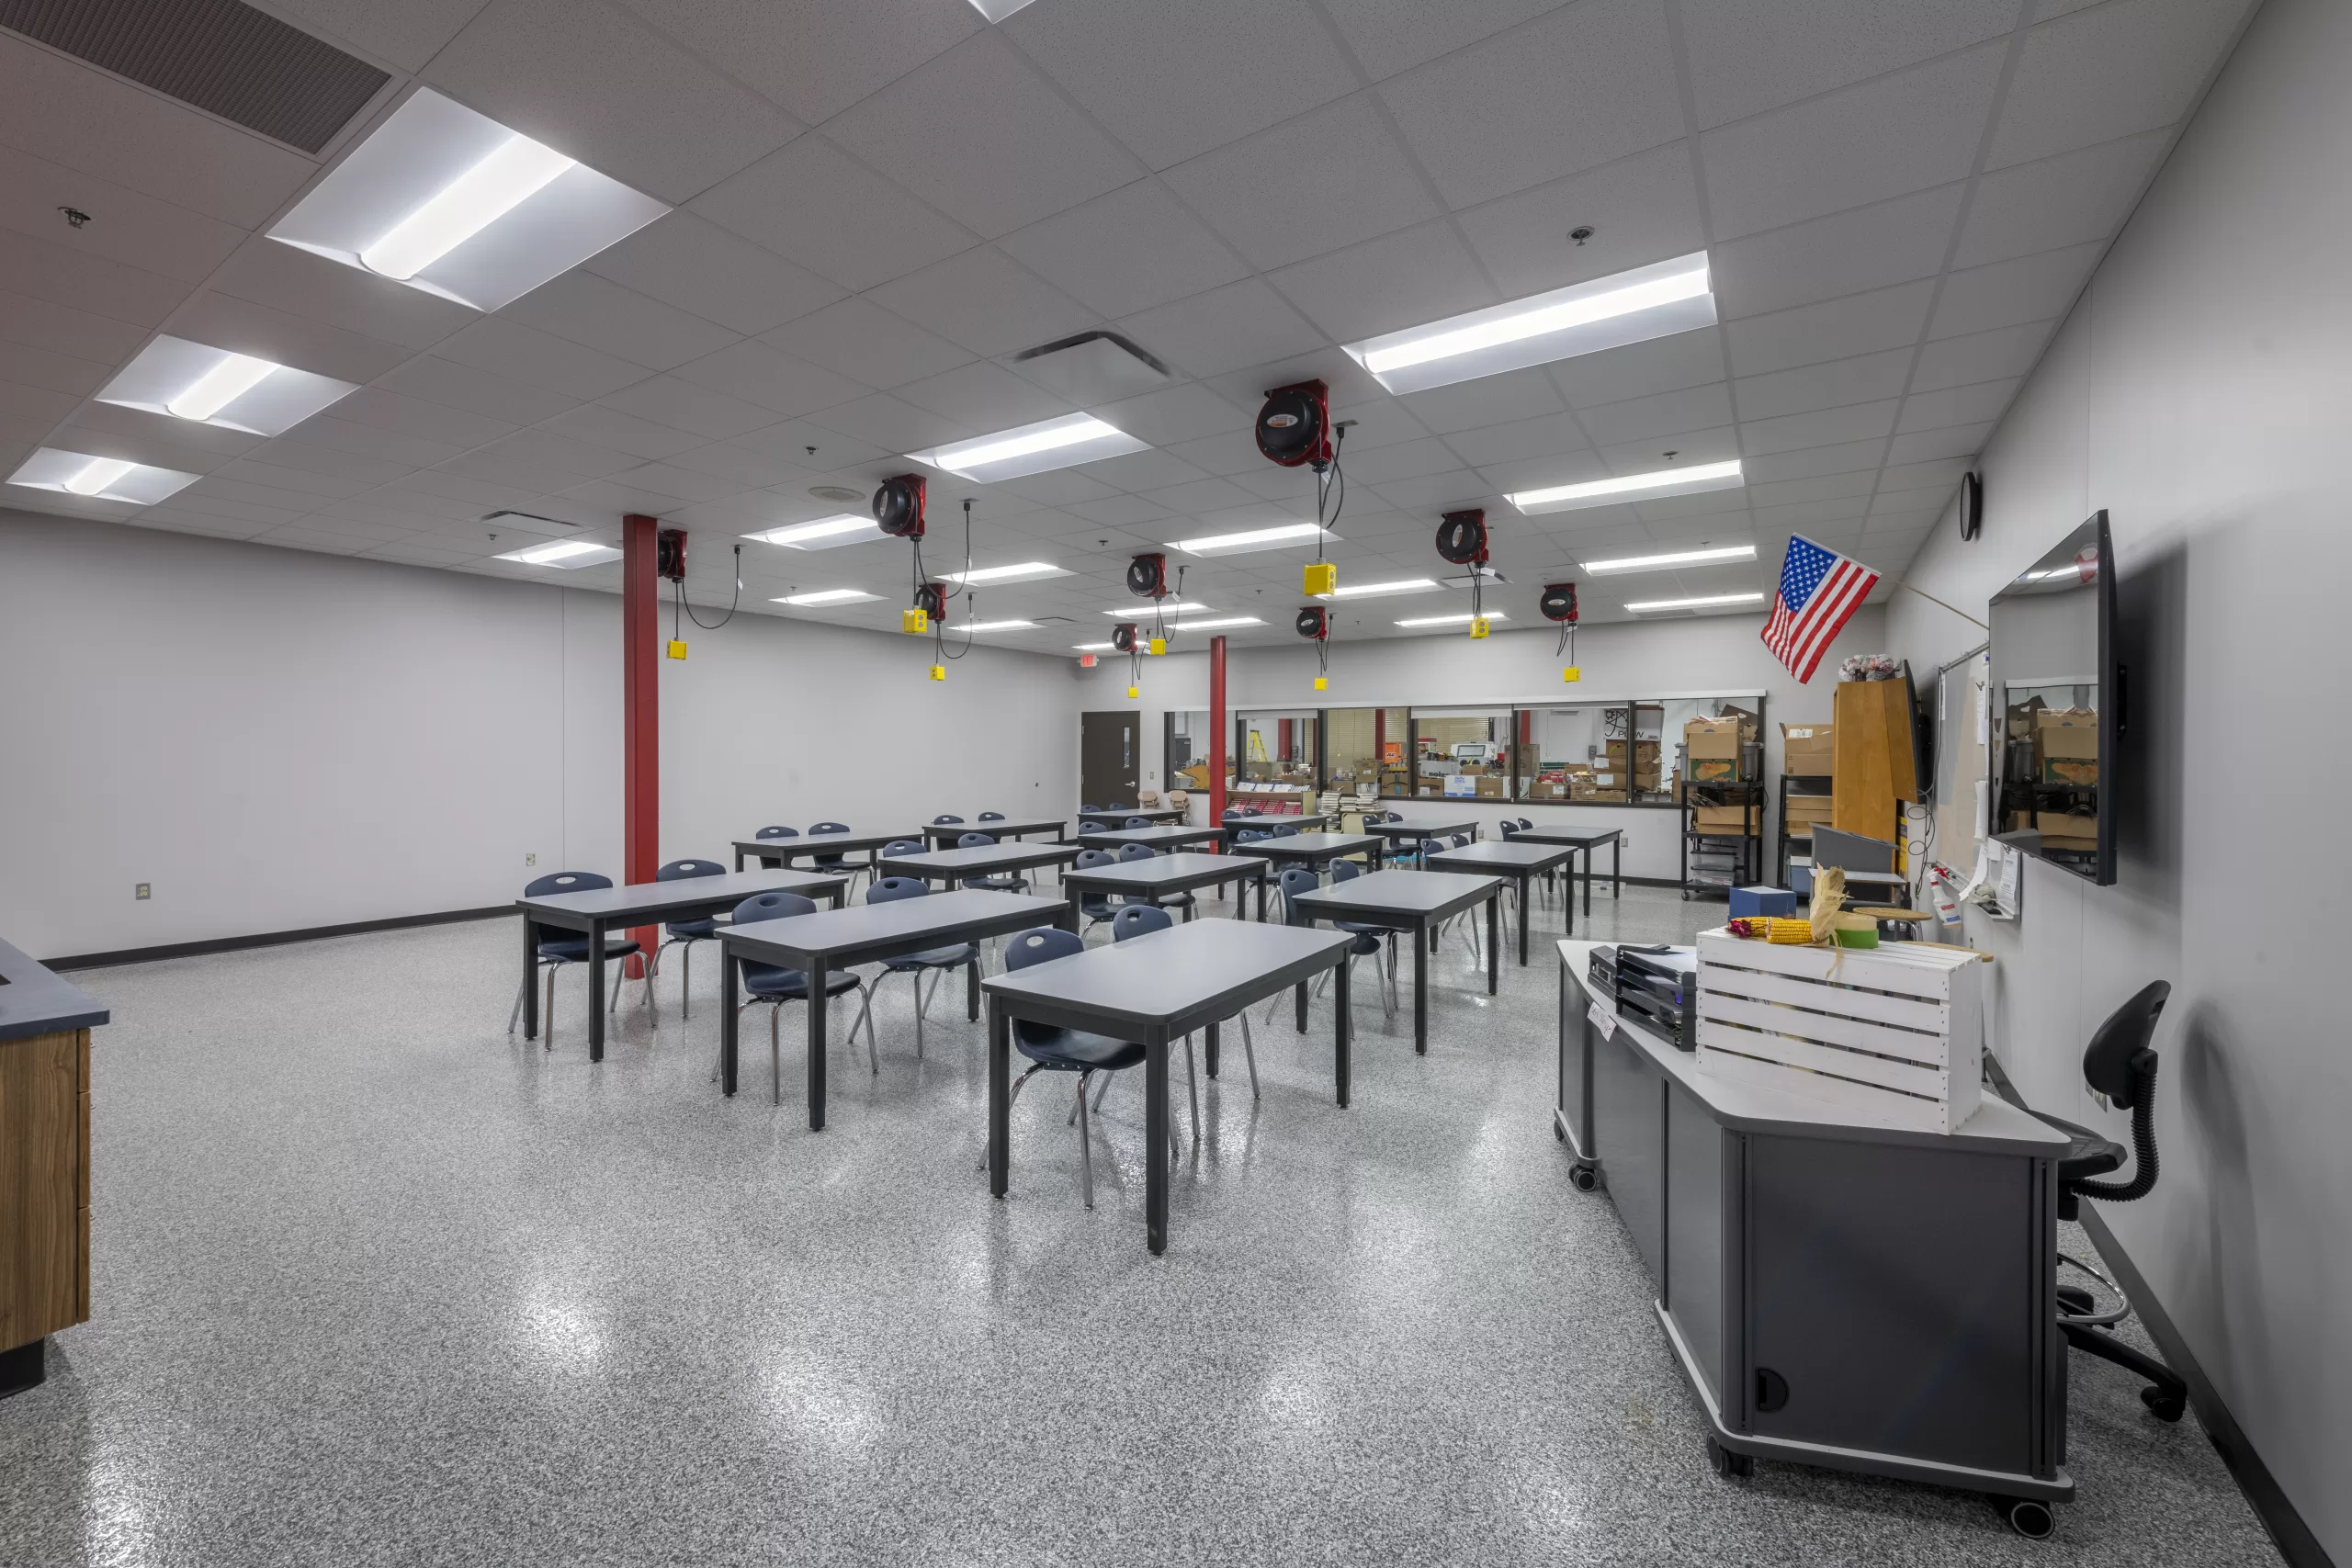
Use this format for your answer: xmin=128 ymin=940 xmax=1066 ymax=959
xmin=245 ymin=439 xmax=417 ymax=486
xmin=1752 ymin=497 xmax=1870 ymax=533
xmin=1227 ymin=465 xmax=1320 ymax=502
xmin=435 ymin=426 xmax=643 ymax=490
xmin=1087 ymin=383 xmax=1248 ymax=449
xmin=600 ymin=461 xmax=748 ymax=505
xmin=691 ymin=136 xmax=978 ymax=292
xmin=894 ymin=360 xmax=1072 ymax=429
xmin=1738 ymin=399 xmax=1897 ymax=457
xmin=1199 ymin=344 xmax=1387 ymax=412
xmin=537 ymin=403 xmax=707 ymax=461
xmin=0 ymin=288 xmax=148 ymax=366
xmin=1439 ymin=412 xmax=1589 ymax=470
xmin=1928 ymin=242 xmax=2103 ymax=338
xmin=373 ymin=355 xmax=582 ymax=426
xmin=993 ymin=470 xmax=1122 ymax=508
xmin=281 ymin=413 xmax=464 ymax=468
xmin=332 ymin=387 xmax=517 ymax=449
xmin=1136 ymin=475 xmax=1261 ymax=515
xmin=172 ymin=292 xmax=412 ymax=385
xmin=0 ymin=142 xmax=245 ymax=285
xmin=209 ymin=457 xmax=375 ymax=504
xmin=1578 ymin=382 xmax=1735 ymax=447
xmin=1378 ymin=0 xmax=1683 ymax=209
xmin=1733 ymin=348 xmax=1914 ymax=421
xmin=0 ymin=229 xmax=190 ymax=329
xmin=1066 ymin=494 xmax=1176 ymax=527
xmin=1162 ymin=96 xmax=1441 ymax=272
xmin=1365 ymin=468 xmax=1489 ymax=512
xmin=1267 ymin=221 xmax=1498 ymax=344
xmin=1741 ymin=438 xmax=1888 ymax=484
xmin=499 ymin=273 xmax=741 ymax=372
xmin=597 ymin=375 xmax=783 ymax=439
xmin=1551 ymin=328 xmax=1727 ymax=410
xmin=1700 ymin=45 xmax=2007 ymax=242
xmin=1679 ymin=0 xmax=2022 ymax=128
xmin=661 ymin=441 xmax=822 ymax=491
xmin=208 ymin=243 xmax=478 ymax=355
xmin=1335 ymin=435 xmax=1460 ymax=487
xmin=1713 ymin=184 xmax=1966 ymax=319
xmin=869 ymin=247 xmax=1099 ymax=359
xmin=1884 ymin=423 xmax=1992 ymax=466
xmin=827 ymin=32 xmax=1140 ymax=240
xmin=181 ymin=475 xmax=334 ymax=516
xmin=1454 ymin=144 xmax=1705 ymax=300
xmin=1987 ymin=0 xmax=2253 ymax=169
xmin=802 ymin=392 xmax=972 ymax=454
xmin=1911 ymin=320 xmax=2053 ymax=392
xmin=729 ymin=419 xmax=888 ymax=470
xmin=582 ymin=214 xmax=844 ymax=339
xmin=1722 ymin=280 xmax=1935 ymax=378
xmin=1162 ymin=428 xmax=1267 ymax=478
xmin=385 ymin=467 xmax=541 ymax=507
xmin=1896 ymin=378 xmax=2018 ymax=433
xmin=760 ymin=297 xmax=967 ymax=392
xmin=435 ymin=317 xmax=650 ymax=400
xmin=1397 ymin=367 xmax=1565 ymax=436
xmin=1006 ymin=0 xmax=1360 ymax=171
xmin=1747 ymin=470 xmax=1879 ymax=508
xmin=1870 ymin=484 xmax=1957 ymax=517
xmin=998 ymin=181 xmax=1251 ymax=320
xmin=1316 ymin=0 xmax=1567 ymax=81
xmin=1325 ymin=399 xmax=1429 ymax=452
xmin=1951 ymin=130 xmax=2171 ymax=269
xmin=610 ymin=0 xmax=978 ymax=124
xmin=1068 ymin=449 xmax=1209 ymax=494
xmin=424 ymin=0 xmax=802 ymax=203
xmin=671 ymin=339 xmax=870 ymax=419
xmin=1115 ymin=279 xmax=1328 ymax=380
xmin=0 ymin=339 xmax=109 ymax=398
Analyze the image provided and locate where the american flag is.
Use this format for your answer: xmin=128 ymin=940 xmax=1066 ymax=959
xmin=1762 ymin=536 xmax=1880 ymax=682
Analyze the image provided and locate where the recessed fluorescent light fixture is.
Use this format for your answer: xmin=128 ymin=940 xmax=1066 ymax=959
xmin=961 ymin=619 xmax=1041 ymax=633
xmin=267 ymin=89 xmax=666 ymax=312
xmin=967 ymin=0 xmax=1041 ymax=20
xmin=1314 ymin=577 xmax=1442 ymax=600
xmin=1168 ymin=615 xmax=1264 ymax=631
xmin=1170 ymin=522 xmax=1336 ymax=557
xmin=1344 ymin=254 xmax=1717 ymax=395
xmin=93 ymin=336 xmax=358 ymax=436
xmin=908 ymin=413 xmax=1148 ymax=484
xmin=1396 ymin=612 xmax=1510 ymax=628
xmin=1072 ymin=640 xmax=1116 ymax=651
xmin=1624 ymin=592 xmax=1767 ymax=613
xmin=7 ymin=448 xmax=199 ymax=505
xmin=776 ymin=589 xmax=880 ymax=607
xmin=1582 ymin=543 xmax=1758 ymax=574
xmin=1509 ymin=459 xmax=1745 ymax=515
xmin=944 ymin=561 xmax=1070 ymax=585
xmin=742 ymin=514 xmax=886 ymax=550
xmin=498 ymin=539 xmax=622 ymax=568
xmin=1101 ymin=601 xmax=1211 ymax=615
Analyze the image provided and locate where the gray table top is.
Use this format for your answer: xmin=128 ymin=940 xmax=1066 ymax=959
xmin=734 ymin=829 xmax=916 ymax=855
xmin=1227 ymin=832 xmax=1384 ymax=861
xmin=1556 ymin=939 xmax=2064 ymax=1155
xmin=920 ymin=817 xmax=1065 ymax=841
xmin=1428 ymin=839 xmax=1579 ymax=874
xmin=1081 ymin=806 xmax=1186 ymax=822
xmin=1290 ymin=867 xmax=1503 ymax=923
xmin=1219 ymin=812 xmax=1332 ymax=831
xmin=1504 ymin=824 xmax=1624 ymax=847
xmin=1062 ymin=852 xmax=1263 ymax=890
xmin=0 ymin=935 xmax=108 ymax=1042
xmin=1361 ymin=818 xmax=1480 ymax=840
xmin=1076 ymin=823 xmax=1227 ymax=848
xmin=518 ymin=868 xmax=845 ymax=923
xmin=983 ymin=917 xmax=1350 ymax=1034
xmin=726 ymin=889 xmax=1064 ymax=964
xmin=883 ymin=841 xmax=1081 ymax=875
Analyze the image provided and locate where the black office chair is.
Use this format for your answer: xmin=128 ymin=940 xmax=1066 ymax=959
xmin=650 ymin=858 xmax=726 ymax=1020
xmin=2025 ymin=980 xmax=2188 ymax=1423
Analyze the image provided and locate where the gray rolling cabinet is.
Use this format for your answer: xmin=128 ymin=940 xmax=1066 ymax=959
xmin=1555 ymin=938 xmax=2075 ymax=1528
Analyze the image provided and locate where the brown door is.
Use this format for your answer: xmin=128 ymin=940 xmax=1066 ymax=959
xmin=1080 ymin=711 xmax=1141 ymax=809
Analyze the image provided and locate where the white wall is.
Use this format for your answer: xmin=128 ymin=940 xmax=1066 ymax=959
xmin=0 ymin=512 xmax=1078 ymax=959
xmin=1883 ymin=0 xmax=2348 ymax=1551
xmin=1085 ymin=604 xmax=1887 ymax=881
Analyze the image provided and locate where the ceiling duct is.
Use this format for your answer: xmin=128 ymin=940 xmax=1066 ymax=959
xmin=1010 ymin=331 xmax=1172 ymax=404
xmin=1 ymin=0 xmax=391 ymax=153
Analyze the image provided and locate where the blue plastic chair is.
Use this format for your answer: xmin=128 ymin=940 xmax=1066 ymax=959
xmin=956 ymin=829 xmax=1028 ymax=893
xmin=725 ymin=891 xmax=876 ymax=1103
xmin=1124 ymin=816 xmax=1152 ymax=829
xmin=651 ymin=858 xmax=727 ymax=1020
xmin=509 ymin=871 xmax=652 ymax=1047
xmin=751 ymin=825 xmax=798 ymax=869
xmin=1322 ymin=859 xmax=1397 ymax=1017
xmin=1414 ymin=840 xmax=1485 ymax=962
xmin=978 ymin=810 xmax=1007 ymax=823
xmin=1115 ymin=906 xmax=1257 ymax=1100
xmin=1273 ymin=823 xmax=1301 ymax=838
xmin=1079 ymin=803 xmax=1101 ymax=814
xmin=932 ymin=814 xmax=965 ymax=826
xmin=1071 ymin=848 xmax=1122 ymax=938
xmin=1114 ymin=840 xmax=1193 ymax=917
xmin=1234 ymin=829 xmax=1269 ymax=844
xmin=1261 ymin=866 xmax=1326 ymax=1023
xmin=863 ymin=876 xmax=974 ymax=1058
xmin=993 ymin=927 xmax=1175 ymax=1209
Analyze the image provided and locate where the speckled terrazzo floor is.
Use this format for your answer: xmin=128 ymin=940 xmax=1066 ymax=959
xmin=0 ymin=881 xmax=2279 ymax=1567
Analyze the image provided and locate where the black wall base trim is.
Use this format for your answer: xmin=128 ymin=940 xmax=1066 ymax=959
xmin=44 ymin=906 xmax=514 ymax=973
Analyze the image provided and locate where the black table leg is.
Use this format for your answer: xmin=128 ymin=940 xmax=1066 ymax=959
xmin=989 ymin=999 xmax=1011 ymax=1199
xmin=1518 ymin=873 xmax=1531 ymax=966
xmin=1066 ymin=877 xmax=1082 ymax=932
xmin=1585 ymin=845 xmax=1595 ymax=919
xmin=967 ymin=953 xmax=979 ymax=1021
xmin=1256 ymin=874 xmax=1268 ymax=922
xmin=720 ymin=948 xmax=739 ymax=1095
xmin=521 ymin=917 xmax=538 ymax=1040
xmin=1487 ymin=893 xmax=1499 ymax=995
xmin=806 ymin=959 xmax=829 ymax=1132
xmin=1412 ymin=919 xmax=1428 ymax=1055
xmin=1145 ymin=1037 xmax=1169 ymax=1255
xmin=1205 ymin=1020 xmax=1220 ymax=1077
xmin=1614 ymin=836 xmax=1623 ymax=900
xmin=1333 ymin=955 xmax=1351 ymax=1108
xmin=587 ymin=919 xmax=606 ymax=1061
xmin=733 ymin=848 xmax=747 ymax=872
xmin=1295 ymin=968 xmax=1308 ymax=1032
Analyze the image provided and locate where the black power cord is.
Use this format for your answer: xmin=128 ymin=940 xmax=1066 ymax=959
xmin=673 ymin=544 xmax=743 ymax=634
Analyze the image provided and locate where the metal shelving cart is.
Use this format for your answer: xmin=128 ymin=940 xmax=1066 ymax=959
xmin=1679 ymin=778 xmax=1765 ymax=898
xmin=1776 ymin=772 xmax=1833 ymax=886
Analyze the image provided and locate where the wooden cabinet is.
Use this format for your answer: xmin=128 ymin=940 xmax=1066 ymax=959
xmin=2 ymin=1026 xmax=91 ymax=1358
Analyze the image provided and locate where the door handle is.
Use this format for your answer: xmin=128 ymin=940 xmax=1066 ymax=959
xmin=1755 ymin=1367 xmax=1789 ymax=1414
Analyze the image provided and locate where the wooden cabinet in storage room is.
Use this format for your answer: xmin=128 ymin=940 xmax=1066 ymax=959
xmin=1 ymin=938 xmax=107 ymax=1397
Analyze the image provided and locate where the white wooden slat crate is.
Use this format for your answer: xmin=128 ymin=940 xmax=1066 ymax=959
xmin=1694 ymin=929 xmax=1986 ymax=1134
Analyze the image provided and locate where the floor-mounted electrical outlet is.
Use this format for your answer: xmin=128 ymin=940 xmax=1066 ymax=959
xmin=135 ymin=883 xmax=151 ymax=900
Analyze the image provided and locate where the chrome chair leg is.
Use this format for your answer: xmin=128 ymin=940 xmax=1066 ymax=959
xmin=545 ymin=965 xmax=558 ymax=1051
xmin=770 ymin=1002 xmax=783 ymax=1106
xmin=1074 ymin=1072 xmax=1096 ymax=1210
xmin=1183 ymin=1036 xmax=1201 ymax=1143
xmin=508 ymin=967 xmax=531 ymax=1034
xmin=681 ymin=942 xmax=691 ymax=1021
xmin=1238 ymin=1011 xmax=1261 ymax=1099
xmin=978 ymin=1067 xmax=1043 ymax=1171
xmin=1093 ymin=1067 xmax=1114 ymax=1110
xmin=848 ymin=981 xmax=879 ymax=1075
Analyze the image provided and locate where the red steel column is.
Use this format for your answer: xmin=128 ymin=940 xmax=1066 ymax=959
xmin=1208 ymin=635 xmax=1227 ymax=825
xmin=622 ymin=513 xmax=660 ymax=976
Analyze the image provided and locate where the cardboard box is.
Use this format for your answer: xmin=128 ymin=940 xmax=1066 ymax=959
xmin=1476 ymin=775 xmax=1506 ymax=797
xmin=1685 ymin=715 xmax=1754 ymax=761
xmin=2035 ymin=709 xmax=2098 ymax=784
xmin=1785 ymin=795 xmax=1835 ymax=829
xmin=1689 ymin=757 xmax=1739 ymax=784
xmin=1781 ymin=723 xmax=1835 ymax=775
xmin=2033 ymin=810 xmax=2098 ymax=846
xmin=1693 ymin=803 xmax=1759 ymax=835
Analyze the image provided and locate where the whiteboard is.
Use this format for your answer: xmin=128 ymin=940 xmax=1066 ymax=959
xmin=1933 ymin=651 xmax=1990 ymax=867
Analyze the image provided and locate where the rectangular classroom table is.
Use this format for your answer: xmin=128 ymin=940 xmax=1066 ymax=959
xmin=1062 ymin=851 xmax=1266 ymax=928
xmin=1079 ymin=806 xmax=1187 ymax=825
xmin=1217 ymin=812 xmax=1331 ymax=842
xmin=917 ymin=817 xmax=1067 ymax=848
xmin=1499 ymin=825 xmax=1623 ymax=918
xmin=1287 ymin=869 xmax=1503 ymax=1053
xmin=730 ymin=828 xmax=913 ymax=874
xmin=517 ymin=868 xmax=846 ymax=1059
xmin=880 ymin=841 xmax=1081 ymax=889
xmin=1074 ymin=822 xmax=1227 ymax=852
xmin=1425 ymin=838 xmax=1582 ymax=963
xmin=1360 ymin=818 xmax=1480 ymax=867
xmin=719 ymin=889 xmax=1069 ymax=1128
xmin=983 ymin=918 xmax=1353 ymax=1255
xmin=1226 ymin=832 xmax=1385 ymax=918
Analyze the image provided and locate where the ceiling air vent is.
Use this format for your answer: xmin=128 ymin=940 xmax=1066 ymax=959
xmin=1 ymin=0 xmax=390 ymax=154
xmin=1011 ymin=331 xmax=1171 ymax=404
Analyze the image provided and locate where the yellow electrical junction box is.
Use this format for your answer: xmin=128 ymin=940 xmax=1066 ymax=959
xmin=903 ymin=608 xmax=928 ymax=634
xmin=928 ymin=664 xmax=946 ymax=682
xmin=1303 ymin=562 xmax=1336 ymax=596
xmin=666 ymin=639 xmax=687 ymax=660
xmin=1149 ymin=637 xmax=1166 ymax=656
xmin=1468 ymin=617 xmax=1491 ymax=639
xmin=1563 ymin=666 xmax=1582 ymax=682
xmin=1313 ymin=675 xmax=1329 ymax=691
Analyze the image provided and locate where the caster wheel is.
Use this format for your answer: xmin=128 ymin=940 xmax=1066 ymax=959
xmin=1994 ymin=1496 xmax=2055 ymax=1540
xmin=1705 ymin=1438 xmax=1752 ymax=1480
xmin=1569 ymin=1162 xmax=1599 ymax=1192
xmin=2142 ymin=1386 xmax=2187 ymax=1423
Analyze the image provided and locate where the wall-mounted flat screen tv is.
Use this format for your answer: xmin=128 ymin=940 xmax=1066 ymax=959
xmin=1988 ymin=510 xmax=2118 ymax=886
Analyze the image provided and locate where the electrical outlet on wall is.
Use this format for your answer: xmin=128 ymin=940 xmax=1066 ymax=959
xmin=135 ymin=883 xmax=151 ymax=900
xmin=526 ymin=852 xmax=537 ymax=866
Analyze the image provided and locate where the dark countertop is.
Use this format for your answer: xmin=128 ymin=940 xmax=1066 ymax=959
xmin=0 ymin=935 xmax=109 ymax=1042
